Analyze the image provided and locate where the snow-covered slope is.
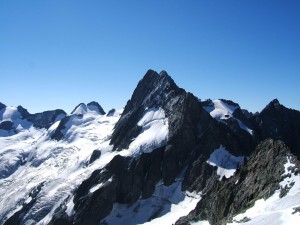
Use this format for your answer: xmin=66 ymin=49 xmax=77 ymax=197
xmin=128 ymin=107 xmax=168 ymax=155
xmin=202 ymin=99 xmax=253 ymax=135
xmin=0 ymin=103 xmax=171 ymax=224
xmin=203 ymin=100 xmax=238 ymax=120
xmin=0 ymin=109 xmax=121 ymax=224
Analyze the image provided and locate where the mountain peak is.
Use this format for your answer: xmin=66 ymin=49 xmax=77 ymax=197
xmin=71 ymin=102 xmax=106 ymax=115
xmin=71 ymin=103 xmax=87 ymax=115
xmin=87 ymin=101 xmax=106 ymax=115
xmin=263 ymin=98 xmax=282 ymax=112
xmin=121 ymin=70 xmax=183 ymax=116
xmin=270 ymin=98 xmax=280 ymax=106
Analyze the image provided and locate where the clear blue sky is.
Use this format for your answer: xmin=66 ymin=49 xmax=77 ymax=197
xmin=1 ymin=0 xmax=299 ymax=113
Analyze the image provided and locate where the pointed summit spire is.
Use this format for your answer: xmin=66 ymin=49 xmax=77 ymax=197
xmin=124 ymin=69 xmax=182 ymax=114
xmin=263 ymin=98 xmax=281 ymax=112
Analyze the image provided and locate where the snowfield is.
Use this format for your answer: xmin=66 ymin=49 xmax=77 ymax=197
xmin=0 ymin=109 xmax=120 ymax=224
xmin=127 ymin=107 xmax=169 ymax=155
xmin=203 ymin=99 xmax=253 ymax=135
xmin=0 ymin=106 xmax=171 ymax=225
xmin=207 ymin=145 xmax=244 ymax=180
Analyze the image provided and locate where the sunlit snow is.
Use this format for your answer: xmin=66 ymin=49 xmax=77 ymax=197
xmin=125 ymin=107 xmax=168 ymax=156
xmin=207 ymin=145 xmax=244 ymax=180
xmin=0 ymin=110 xmax=121 ymax=224
xmin=203 ymin=99 xmax=253 ymax=135
xmin=0 ymin=106 xmax=171 ymax=224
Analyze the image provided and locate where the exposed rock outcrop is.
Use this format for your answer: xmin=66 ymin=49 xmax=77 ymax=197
xmin=176 ymin=139 xmax=299 ymax=225
xmin=251 ymin=99 xmax=300 ymax=158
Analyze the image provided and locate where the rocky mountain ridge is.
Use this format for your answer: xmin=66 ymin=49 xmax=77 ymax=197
xmin=0 ymin=70 xmax=299 ymax=225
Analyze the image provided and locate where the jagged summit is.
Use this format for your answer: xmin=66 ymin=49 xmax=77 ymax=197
xmin=134 ymin=69 xmax=179 ymax=96
xmin=262 ymin=98 xmax=282 ymax=112
xmin=121 ymin=69 xmax=183 ymax=115
xmin=71 ymin=103 xmax=87 ymax=115
xmin=71 ymin=101 xmax=105 ymax=115
xmin=110 ymin=69 xmax=187 ymax=151
xmin=1 ymin=70 xmax=300 ymax=225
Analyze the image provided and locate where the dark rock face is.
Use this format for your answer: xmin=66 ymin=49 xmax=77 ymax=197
xmin=176 ymin=139 xmax=298 ymax=225
xmin=17 ymin=105 xmax=66 ymax=129
xmin=51 ymin=116 xmax=71 ymax=141
xmin=87 ymin=149 xmax=102 ymax=165
xmin=87 ymin=101 xmax=106 ymax=115
xmin=200 ymin=99 xmax=257 ymax=155
xmin=241 ymin=109 xmax=254 ymax=119
xmin=27 ymin=109 xmax=66 ymax=129
xmin=72 ymin=147 xmax=165 ymax=225
xmin=0 ymin=121 xmax=14 ymax=131
xmin=110 ymin=69 xmax=185 ymax=151
xmin=107 ymin=108 xmax=116 ymax=117
xmin=17 ymin=105 xmax=30 ymax=118
xmin=251 ymin=99 xmax=300 ymax=158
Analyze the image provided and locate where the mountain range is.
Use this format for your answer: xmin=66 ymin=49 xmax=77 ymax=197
xmin=0 ymin=70 xmax=299 ymax=225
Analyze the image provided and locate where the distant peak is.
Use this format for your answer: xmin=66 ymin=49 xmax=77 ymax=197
xmin=159 ymin=70 xmax=169 ymax=76
xmin=71 ymin=102 xmax=105 ymax=115
xmin=271 ymin=98 xmax=280 ymax=105
xmin=71 ymin=103 xmax=87 ymax=115
xmin=261 ymin=98 xmax=282 ymax=114
xmin=267 ymin=98 xmax=281 ymax=109
xmin=121 ymin=69 xmax=184 ymax=116
xmin=87 ymin=101 xmax=105 ymax=115
xmin=138 ymin=69 xmax=179 ymax=94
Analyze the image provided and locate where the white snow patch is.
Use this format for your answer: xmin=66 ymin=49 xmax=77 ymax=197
xmin=101 ymin=180 xmax=201 ymax=225
xmin=203 ymin=100 xmax=253 ymax=135
xmin=65 ymin=196 xmax=75 ymax=216
xmin=203 ymin=100 xmax=238 ymax=120
xmin=228 ymin=156 xmax=300 ymax=225
xmin=126 ymin=107 xmax=168 ymax=155
xmin=207 ymin=145 xmax=244 ymax=180
xmin=0 ymin=106 xmax=22 ymax=121
xmin=89 ymin=178 xmax=113 ymax=193
xmin=89 ymin=182 xmax=105 ymax=193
